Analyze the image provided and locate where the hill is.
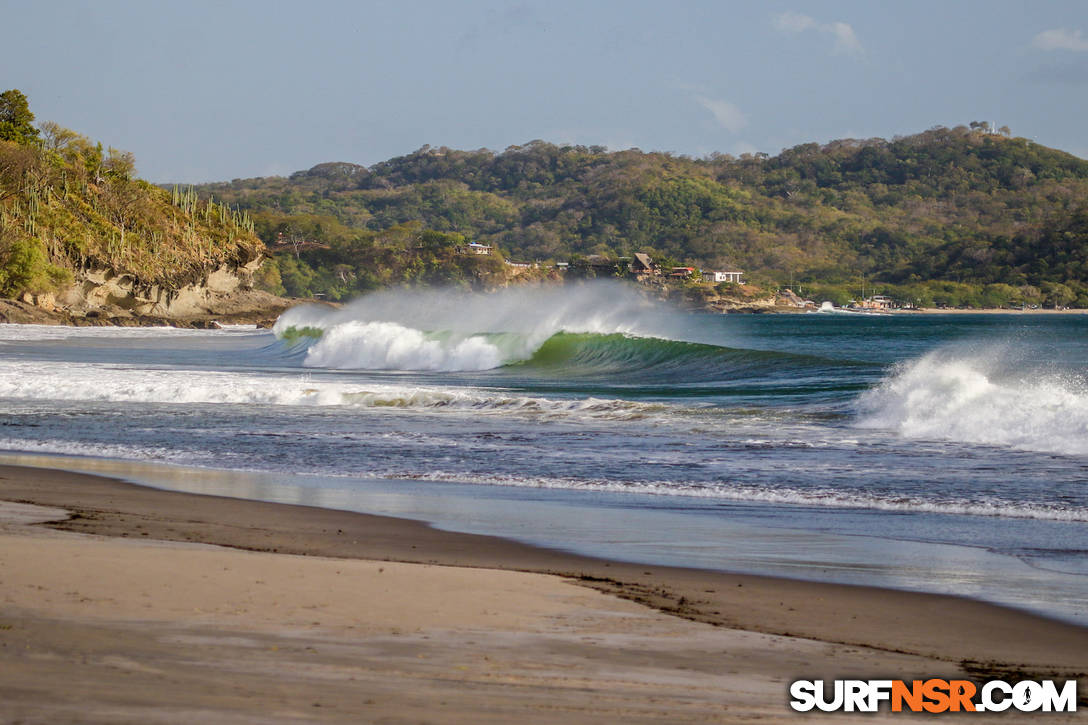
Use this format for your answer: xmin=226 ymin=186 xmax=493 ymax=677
xmin=0 ymin=89 xmax=280 ymax=324
xmin=197 ymin=126 xmax=1088 ymax=308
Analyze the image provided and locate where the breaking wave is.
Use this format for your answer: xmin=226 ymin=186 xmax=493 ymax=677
xmin=274 ymin=283 xmax=690 ymax=372
xmin=0 ymin=359 xmax=693 ymax=422
xmin=856 ymin=349 xmax=1088 ymax=457
xmin=273 ymin=283 xmax=845 ymax=382
xmin=302 ymin=321 xmax=509 ymax=371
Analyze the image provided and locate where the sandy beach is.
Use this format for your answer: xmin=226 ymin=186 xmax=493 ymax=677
xmin=0 ymin=464 xmax=1085 ymax=724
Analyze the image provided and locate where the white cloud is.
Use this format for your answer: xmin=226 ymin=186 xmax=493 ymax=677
xmin=1032 ymin=28 xmax=1088 ymax=52
xmin=772 ymin=11 xmax=863 ymax=56
xmin=772 ymin=10 xmax=816 ymax=34
xmin=828 ymin=21 xmax=863 ymax=55
xmin=694 ymin=96 xmax=748 ymax=133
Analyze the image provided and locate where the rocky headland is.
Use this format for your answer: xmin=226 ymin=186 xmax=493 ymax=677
xmin=0 ymin=258 xmax=293 ymax=328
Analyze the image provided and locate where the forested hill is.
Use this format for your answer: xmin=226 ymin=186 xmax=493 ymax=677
xmin=0 ymin=89 xmax=264 ymax=318
xmin=197 ymin=125 xmax=1088 ymax=306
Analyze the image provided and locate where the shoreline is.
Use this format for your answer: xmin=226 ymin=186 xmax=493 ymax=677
xmin=4 ymin=294 xmax=1087 ymax=329
xmin=2 ymin=463 xmax=1086 ymax=722
xmin=8 ymin=452 xmax=1086 ymax=628
xmin=0 ymin=292 xmax=296 ymax=329
xmin=2 ymin=463 xmax=1085 ymax=671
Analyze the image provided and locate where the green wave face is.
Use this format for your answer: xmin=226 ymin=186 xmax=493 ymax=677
xmin=274 ymin=323 xmax=854 ymax=386
xmin=510 ymin=331 xmax=842 ymax=384
xmin=521 ymin=332 xmax=718 ymax=370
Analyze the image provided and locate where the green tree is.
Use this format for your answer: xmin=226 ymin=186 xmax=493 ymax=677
xmin=253 ymin=257 xmax=285 ymax=296
xmin=104 ymin=146 xmax=136 ymax=180
xmin=277 ymin=255 xmax=317 ymax=297
xmin=0 ymin=232 xmax=69 ymax=297
xmin=1042 ymin=282 xmax=1076 ymax=309
xmin=0 ymin=89 xmax=40 ymax=145
xmin=190 ymin=128 xmax=1088 ymax=304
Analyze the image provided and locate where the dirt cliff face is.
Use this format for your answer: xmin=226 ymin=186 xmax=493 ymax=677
xmin=2 ymin=117 xmax=274 ymax=322
xmin=53 ymin=258 xmax=262 ymax=316
xmin=6 ymin=258 xmax=293 ymax=327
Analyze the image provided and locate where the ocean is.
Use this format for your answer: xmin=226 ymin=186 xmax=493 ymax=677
xmin=2 ymin=282 xmax=1087 ymax=624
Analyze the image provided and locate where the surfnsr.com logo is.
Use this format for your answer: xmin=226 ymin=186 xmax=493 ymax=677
xmin=789 ymin=679 xmax=1078 ymax=713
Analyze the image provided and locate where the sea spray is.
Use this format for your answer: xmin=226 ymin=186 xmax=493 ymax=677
xmin=856 ymin=349 xmax=1088 ymax=456
xmin=273 ymin=282 xmax=696 ymax=371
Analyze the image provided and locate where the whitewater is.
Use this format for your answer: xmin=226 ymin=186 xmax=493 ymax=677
xmin=2 ymin=283 xmax=1087 ymax=623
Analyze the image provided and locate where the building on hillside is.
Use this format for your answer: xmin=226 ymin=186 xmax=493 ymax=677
xmin=860 ymin=295 xmax=894 ymax=310
xmin=465 ymin=242 xmax=493 ymax=255
xmin=703 ymin=270 xmax=744 ymax=284
xmin=629 ymin=252 xmax=658 ymax=279
xmin=585 ymin=255 xmax=622 ymax=276
xmin=669 ymin=267 xmax=697 ymax=279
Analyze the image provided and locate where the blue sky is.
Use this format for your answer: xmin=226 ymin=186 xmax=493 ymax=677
xmin=4 ymin=0 xmax=1087 ymax=182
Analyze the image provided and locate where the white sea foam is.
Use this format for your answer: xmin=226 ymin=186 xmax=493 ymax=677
xmin=856 ymin=350 xmax=1088 ymax=457
xmin=3 ymin=429 xmax=1081 ymax=522
xmin=274 ymin=282 xmax=692 ymax=372
xmin=0 ymin=359 xmax=677 ymax=423
xmin=0 ymin=361 xmax=335 ymax=406
xmin=0 ymin=323 xmax=246 ymax=342
xmin=303 ymin=321 xmax=505 ymax=371
xmin=382 ymin=471 xmax=1088 ymax=522
xmin=0 ymin=437 xmax=191 ymax=466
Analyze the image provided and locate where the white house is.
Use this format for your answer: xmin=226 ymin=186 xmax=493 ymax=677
xmin=703 ymin=270 xmax=744 ymax=284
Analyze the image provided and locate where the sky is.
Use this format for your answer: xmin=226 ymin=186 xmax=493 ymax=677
xmin=4 ymin=0 xmax=1087 ymax=183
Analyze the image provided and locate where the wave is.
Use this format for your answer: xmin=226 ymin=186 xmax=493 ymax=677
xmin=274 ymin=283 xmax=696 ymax=372
xmin=518 ymin=331 xmax=828 ymax=382
xmin=389 ymin=471 xmax=1088 ymax=523
xmin=0 ymin=359 xmax=699 ymax=423
xmin=289 ymin=324 xmax=844 ymax=387
xmin=273 ymin=284 xmax=846 ymax=383
xmin=856 ymin=349 xmax=1088 ymax=457
xmin=302 ymin=321 xmax=509 ymax=371
xmin=3 ymin=435 xmax=1082 ymax=523
xmin=0 ymin=324 xmax=252 ymax=342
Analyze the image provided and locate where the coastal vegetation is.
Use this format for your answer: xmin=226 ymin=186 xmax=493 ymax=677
xmin=2 ymin=86 xmax=1086 ymax=311
xmin=198 ymin=127 xmax=1088 ymax=308
xmin=249 ymin=215 xmax=527 ymax=300
xmin=0 ymin=89 xmax=262 ymax=303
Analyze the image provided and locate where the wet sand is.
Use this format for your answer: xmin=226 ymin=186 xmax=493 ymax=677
xmin=0 ymin=464 xmax=1085 ymax=723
